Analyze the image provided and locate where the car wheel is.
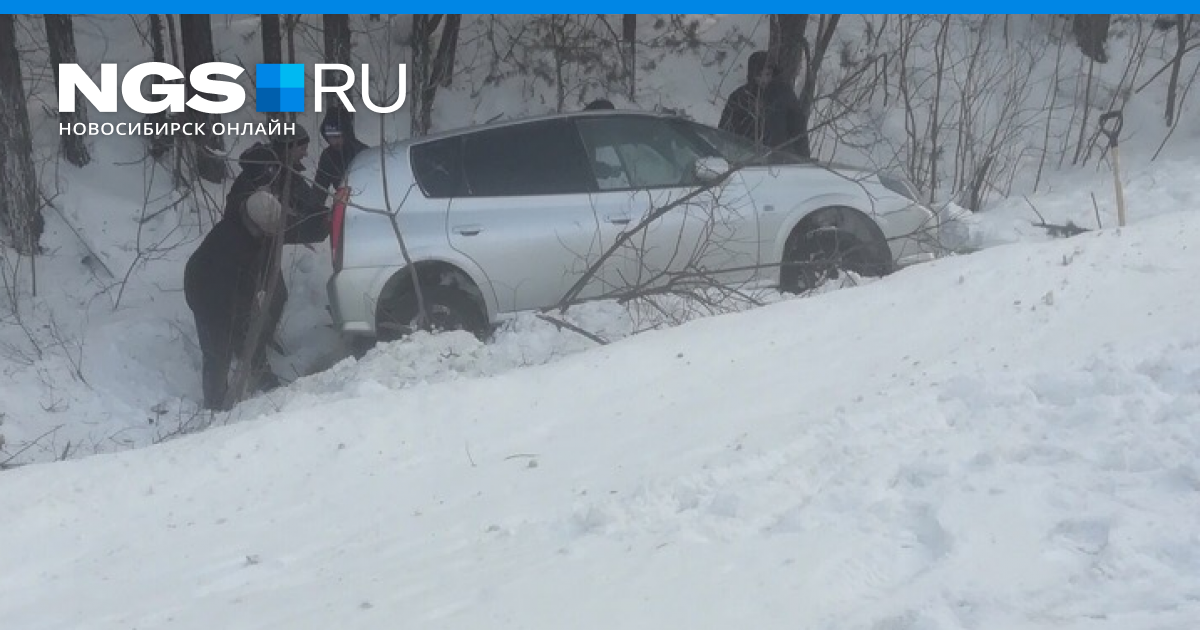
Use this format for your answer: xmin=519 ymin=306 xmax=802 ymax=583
xmin=345 ymin=335 xmax=376 ymax=360
xmin=781 ymin=226 xmax=890 ymax=294
xmin=376 ymin=284 xmax=490 ymax=343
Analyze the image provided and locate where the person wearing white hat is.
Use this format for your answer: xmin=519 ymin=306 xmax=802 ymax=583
xmin=244 ymin=188 xmax=284 ymax=236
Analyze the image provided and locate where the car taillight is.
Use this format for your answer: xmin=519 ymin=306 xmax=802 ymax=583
xmin=331 ymin=186 xmax=349 ymax=272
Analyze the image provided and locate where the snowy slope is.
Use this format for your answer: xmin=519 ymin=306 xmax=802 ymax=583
xmin=3 ymin=12 xmax=1200 ymax=628
xmin=2 ymin=210 xmax=1199 ymax=629
xmin=4 ymin=14 xmax=1200 ymax=464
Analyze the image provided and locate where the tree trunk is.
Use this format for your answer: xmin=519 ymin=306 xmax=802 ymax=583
xmin=165 ymin=14 xmax=180 ymax=66
xmin=768 ymin=14 xmax=807 ymax=89
xmin=223 ymin=169 xmax=292 ymax=410
xmin=1165 ymin=15 xmax=1189 ymax=126
xmin=261 ymin=14 xmax=282 ymax=65
xmin=149 ymin=15 xmax=166 ymax=63
xmin=410 ymin=15 xmax=438 ymax=137
xmin=285 ymin=15 xmax=298 ymax=64
xmin=796 ymin=14 xmax=840 ymax=159
xmin=410 ymin=15 xmax=460 ymax=136
xmin=283 ymin=15 xmax=299 ymax=123
xmin=623 ymin=14 xmax=636 ymax=100
xmin=0 ymin=15 xmax=43 ymax=255
xmin=45 ymin=15 xmax=91 ymax=167
xmin=322 ymin=14 xmax=352 ymax=109
xmin=768 ymin=14 xmax=838 ymax=159
xmin=1073 ymin=14 xmax=1111 ymax=63
xmin=179 ymin=14 xmax=226 ymax=183
xmin=258 ymin=15 xmax=283 ymax=122
xmin=433 ymin=14 xmax=460 ymax=88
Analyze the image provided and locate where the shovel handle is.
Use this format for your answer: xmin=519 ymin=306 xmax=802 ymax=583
xmin=1099 ymin=110 xmax=1124 ymax=147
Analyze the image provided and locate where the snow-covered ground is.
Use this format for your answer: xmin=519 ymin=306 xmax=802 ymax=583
xmin=3 ymin=13 xmax=1200 ymax=627
xmin=3 ymin=206 xmax=1200 ymax=629
xmin=3 ymin=14 xmax=1198 ymax=464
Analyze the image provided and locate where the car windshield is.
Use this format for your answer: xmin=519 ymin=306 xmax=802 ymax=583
xmin=674 ymin=120 xmax=812 ymax=167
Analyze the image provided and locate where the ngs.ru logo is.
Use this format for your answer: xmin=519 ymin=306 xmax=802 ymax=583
xmin=57 ymin=61 xmax=407 ymax=134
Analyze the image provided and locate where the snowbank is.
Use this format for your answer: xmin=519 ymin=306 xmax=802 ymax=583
xmin=2 ymin=209 xmax=1200 ymax=628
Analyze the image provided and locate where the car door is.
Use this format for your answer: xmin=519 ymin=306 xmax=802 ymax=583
xmin=447 ymin=119 xmax=604 ymax=314
xmin=680 ymin=120 xmax=801 ymax=286
xmin=577 ymin=115 xmax=760 ymax=296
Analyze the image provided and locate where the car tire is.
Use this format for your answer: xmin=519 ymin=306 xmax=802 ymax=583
xmin=376 ymin=284 xmax=490 ymax=344
xmin=345 ymin=335 xmax=376 ymax=360
xmin=781 ymin=226 xmax=891 ymax=294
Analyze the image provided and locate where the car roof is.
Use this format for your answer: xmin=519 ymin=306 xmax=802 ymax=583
xmin=390 ymin=109 xmax=684 ymax=148
xmin=381 ymin=109 xmax=861 ymax=174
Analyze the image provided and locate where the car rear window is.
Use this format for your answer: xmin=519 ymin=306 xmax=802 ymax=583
xmin=411 ymin=137 xmax=464 ymax=198
xmin=462 ymin=120 xmax=593 ymax=196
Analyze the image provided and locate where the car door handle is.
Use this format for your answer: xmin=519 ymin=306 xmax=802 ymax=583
xmin=453 ymin=225 xmax=483 ymax=236
xmin=605 ymin=215 xmax=632 ymax=225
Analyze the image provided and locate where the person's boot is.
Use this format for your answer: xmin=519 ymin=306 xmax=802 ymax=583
xmin=253 ymin=367 xmax=282 ymax=394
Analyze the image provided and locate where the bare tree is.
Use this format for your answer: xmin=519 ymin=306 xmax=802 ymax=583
xmin=255 ymin=15 xmax=283 ymax=123
xmin=767 ymin=14 xmax=840 ymax=158
xmin=179 ymin=14 xmax=226 ymax=183
xmin=471 ymin=15 xmax=724 ymax=114
xmin=44 ymin=15 xmax=91 ymax=167
xmin=165 ymin=14 xmax=181 ymax=65
xmin=1165 ymin=15 xmax=1194 ymax=126
xmin=799 ymin=15 xmax=840 ymax=160
xmin=148 ymin=14 xmax=166 ymax=63
xmin=261 ymin=14 xmax=282 ymax=66
xmin=769 ymin=14 xmax=806 ymax=88
xmin=222 ymin=172 xmax=293 ymax=409
xmin=623 ymin=14 xmax=637 ymax=100
xmin=322 ymin=14 xmax=351 ymax=110
xmin=410 ymin=14 xmax=461 ymax=136
xmin=0 ymin=14 xmax=43 ymax=256
xmin=1073 ymin=14 xmax=1111 ymax=63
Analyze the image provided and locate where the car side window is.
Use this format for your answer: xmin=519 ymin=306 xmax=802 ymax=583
xmin=576 ymin=117 xmax=709 ymax=190
xmin=680 ymin=120 xmax=809 ymax=166
xmin=411 ymin=137 xmax=464 ymax=198
xmin=681 ymin=121 xmax=760 ymax=164
xmin=462 ymin=120 xmax=593 ymax=196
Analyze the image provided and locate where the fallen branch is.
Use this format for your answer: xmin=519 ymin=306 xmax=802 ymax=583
xmin=535 ymin=312 xmax=609 ymax=345
xmin=0 ymin=425 xmax=63 ymax=469
xmin=1032 ymin=220 xmax=1089 ymax=238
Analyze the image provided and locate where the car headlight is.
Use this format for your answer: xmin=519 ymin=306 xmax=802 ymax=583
xmin=878 ymin=173 xmax=920 ymax=202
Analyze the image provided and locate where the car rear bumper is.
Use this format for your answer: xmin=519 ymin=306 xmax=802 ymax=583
xmin=327 ymin=266 xmax=398 ymax=337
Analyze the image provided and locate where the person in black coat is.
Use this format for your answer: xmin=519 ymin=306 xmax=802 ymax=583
xmin=718 ymin=51 xmax=808 ymax=156
xmin=315 ymin=106 xmax=369 ymax=194
xmin=184 ymin=125 xmax=330 ymax=410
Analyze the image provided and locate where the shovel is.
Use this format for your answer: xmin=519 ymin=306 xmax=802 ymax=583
xmin=1099 ymin=110 xmax=1126 ymax=227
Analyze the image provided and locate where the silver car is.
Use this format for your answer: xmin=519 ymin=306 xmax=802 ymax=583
xmin=326 ymin=111 xmax=938 ymax=346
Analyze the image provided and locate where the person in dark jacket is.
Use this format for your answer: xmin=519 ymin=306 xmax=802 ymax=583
xmin=184 ymin=124 xmax=329 ymax=410
xmin=222 ymin=124 xmax=325 ymax=229
xmin=315 ymin=106 xmax=369 ymax=194
xmin=718 ymin=51 xmax=808 ymax=156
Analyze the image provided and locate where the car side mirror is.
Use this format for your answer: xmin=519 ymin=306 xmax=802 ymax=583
xmin=692 ymin=156 xmax=731 ymax=183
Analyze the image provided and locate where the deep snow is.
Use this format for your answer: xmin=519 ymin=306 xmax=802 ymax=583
xmin=3 ymin=14 xmax=1199 ymax=463
xmin=3 ymin=13 xmax=1200 ymax=627
xmin=2 ymin=209 xmax=1200 ymax=629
